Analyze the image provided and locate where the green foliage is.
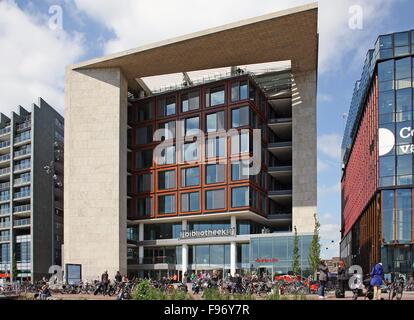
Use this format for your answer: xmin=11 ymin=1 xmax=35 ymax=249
xmin=266 ymin=288 xmax=281 ymax=300
xmin=308 ymin=213 xmax=321 ymax=276
xmin=12 ymin=253 xmax=17 ymax=281
xmin=292 ymin=226 xmax=300 ymax=275
xmin=202 ymin=288 xmax=255 ymax=300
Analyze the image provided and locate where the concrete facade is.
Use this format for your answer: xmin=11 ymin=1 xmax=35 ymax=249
xmin=292 ymin=71 xmax=317 ymax=233
xmin=64 ymin=68 xmax=128 ymax=280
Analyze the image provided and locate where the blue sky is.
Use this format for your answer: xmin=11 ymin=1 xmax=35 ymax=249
xmin=1 ymin=0 xmax=414 ymax=258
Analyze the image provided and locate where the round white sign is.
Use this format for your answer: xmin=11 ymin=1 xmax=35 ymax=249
xmin=378 ymin=128 xmax=395 ymax=157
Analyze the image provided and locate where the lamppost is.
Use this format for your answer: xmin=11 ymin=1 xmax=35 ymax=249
xmin=44 ymin=142 xmax=63 ymax=267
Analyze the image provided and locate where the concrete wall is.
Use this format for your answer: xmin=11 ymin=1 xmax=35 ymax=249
xmin=64 ymin=68 xmax=127 ymax=281
xmin=291 ymin=70 xmax=317 ymax=233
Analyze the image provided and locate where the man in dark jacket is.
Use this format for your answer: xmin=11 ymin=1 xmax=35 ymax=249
xmin=337 ymin=260 xmax=347 ymax=297
xmin=101 ymin=271 xmax=109 ymax=296
xmin=318 ymin=260 xmax=329 ymax=299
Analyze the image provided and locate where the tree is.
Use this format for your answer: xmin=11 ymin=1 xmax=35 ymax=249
xmin=291 ymin=226 xmax=300 ymax=275
xmin=308 ymin=213 xmax=321 ymax=278
xmin=12 ymin=253 xmax=18 ymax=282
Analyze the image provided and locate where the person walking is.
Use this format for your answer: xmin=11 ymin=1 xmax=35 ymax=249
xmin=115 ymin=271 xmax=122 ymax=283
xmin=318 ymin=260 xmax=329 ymax=299
xmin=337 ymin=260 xmax=347 ymax=298
xmin=370 ymin=262 xmax=384 ymax=300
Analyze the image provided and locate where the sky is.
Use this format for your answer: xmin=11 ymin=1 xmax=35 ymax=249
xmin=1 ymin=0 xmax=413 ymax=259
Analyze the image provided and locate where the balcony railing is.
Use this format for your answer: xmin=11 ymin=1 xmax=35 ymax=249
xmin=15 ymin=122 xmax=31 ymax=131
xmin=14 ymin=218 xmax=30 ymax=227
xmin=14 ymin=190 xmax=30 ymax=199
xmin=0 ymin=182 xmax=10 ymax=190
xmin=14 ymin=176 xmax=30 ymax=186
xmin=0 ymin=126 xmax=11 ymax=136
xmin=0 ymin=222 xmax=10 ymax=228
xmin=14 ymin=131 xmax=31 ymax=144
xmin=0 ymin=208 xmax=10 ymax=215
xmin=0 ymin=141 xmax=10 ymax=149
xmin=0 ymin=235 xmax=10 ymax=242
xmin=0 ymin=195 xmax=10 ymax=202
xmin=0 ymin=167 xmax=10 ymax=175
xmin=13 ymin=204 xmax=31 ymax=213
xmin=0 ymin=154 xmax=10 ymax=163
xmin=14 ymin=148 xmax=31 ymax=158
xmin=14 ymin=163 xmax=30 ymax=172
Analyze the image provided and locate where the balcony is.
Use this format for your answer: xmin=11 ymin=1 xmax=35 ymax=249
xmin=267 ymin=141 xmax=292 ymax=162
xmin=15 ymin=121 xmax=31 ymax=132
xmin=14 ymin=162 xmax=30 ymax=173
xmin=0 ymin=235 xmax=10 ymax=242
xmin=0 ymin=141 xmax=10 ymax=149
xmin=0 ymin=195 xmax=10 ymax=203
xmin=268 ymin=166 xmax=292 ymax=178
xmin=0 ymin=181 xmax=10 ymax=191
xmin=0 ymin=167 xmax=10 ymax=176
xmin=14 ymin=218 xmax=31 ymax=228
xmin=268 ymin=189 xmax=292 ymax=205
xmin=14 ymin=190 xmax=30 ymax=200
xmin=14 ymin=148 xmax=31 ymax=159
xmin=14 ymin=131 xmax=31 ymax=145
xmin=0 ymin=221 xmax=10 ymax=229
xmin=13 ymin=204 xmax=31 ymax=215
xmin=0 ymin=154 xmax=10 ymax=163
xmin=0 ymin=208 xmax=10 ymax=216
xmin=0 ymin=126 xmax=11 ymax=136
xmin=14 ymin=176 xmax=30 ymax=187
xmin=268 ymin=117 xmax=292 ymax=137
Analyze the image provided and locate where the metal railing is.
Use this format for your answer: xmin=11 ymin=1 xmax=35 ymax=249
xmin=0 ymin=208 xmax=10 ymax=215
xmin=14 ymin=131 xmax=31 ymax=144
xmin=0 ymin=195 xmax=10 ymax=202
xmin=15 ymin=121 xmax=31 ymax=131
xmin=13 ymin=204 xmax=31 ymax=213
xmin=14 ymin=218 xmax=30 ymax=227
xmin=14 ymin=176 xmax=30 ymax=186
xmin=14 ymin=190 xmax=30 ymax=199
xmin=0 ymin=222 xmax=10 ymax=228
xmin=0 ymin=126 xmax=11 ymax=135
xmin=14 ymin=163 xmax=30 ymax=172
xmin=14 ymin=148 xmax=31 ymax=158
xmin=0 ymin=141 xmax=10 ymax=149
xmin=0 ymin=154 xmax=10 ymax=162
xmin=0 ymin=167 xmax=10 ymax=175
xmin=0 ymin=235 xmax=10 ymax=242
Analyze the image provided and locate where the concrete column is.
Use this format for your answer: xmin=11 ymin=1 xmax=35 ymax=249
xmin=182 ymin=244 xmax=188 ymax=282
xmin=182 ymin=219 xmax=188 ymax=231
xmin=230 ymin=241 xmax=237 ymax=276
xmin=230 ymin=215 xmax=237 ymax=233
xmin=291 ymin=70 xmax=317 ymax=234
xmin=138 ymin=223 xmax=144 ymax=264
xmin=64 ymin=67 xmax=128 ymax=280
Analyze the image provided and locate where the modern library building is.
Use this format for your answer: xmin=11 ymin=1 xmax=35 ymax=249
xmin=63 ymin=3 xmax=318 ymax=281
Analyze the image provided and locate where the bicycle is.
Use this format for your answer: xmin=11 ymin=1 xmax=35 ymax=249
xmin=388 ymin=275 xmax=404 ymax=300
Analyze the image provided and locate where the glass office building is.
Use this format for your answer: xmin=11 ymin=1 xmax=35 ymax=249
xmin=341 ymin=30 xmax=414 ymax=277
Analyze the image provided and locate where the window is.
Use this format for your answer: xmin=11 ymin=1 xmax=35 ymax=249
xmin=231 ymin=81 xmax=248 ymax=102
xmin=395 ymin=58 xmax=412 ymax=89
xmin=181 ymin=167 xmax=200 ymax=187
xmin=379 ymin=91 xmax=395 ymax=124
xmin=206 ymin=111 xmax=225 ymax=132
xmin=181 ymin=91 xmax=200 ymax=112
xmin=136 ymin=149 xmax=153 ymax=169
xmin=396 ymin=121 xmax=412 ymax=145
xmin=157 ymin=146 xmax=176 ymax=165
xmin=158 ymin=96 xmax=176 ymax=117
xmin=158 ymin=195 xmax=176 ymax=214
xmin=231 ymin=132 xmax=250 ymax=155
xmin=184 ymin=116 xmax=199 ymax=135
xmin=137 ymin=197 xmax=152 ymax=217
xmin=137 ymin=100 xmax=153 ymax=121
xmin=231 ymin=161 xmax=249 ymax=181
xmin=136 ymin=125 xmax=152 ymax=145
xmin=158 ymin=121 xmax=176 ymax=140
xmin=232 ymin=106 xmax=249 ymax=128
xmin=181 ymin=192 xmax=200 ymax=212
xmin=205 ymin=189 xmax=225 ymax=210
xmin=378 ymin=60 xmax=394 ymax=82
xmin=136 ymin=173 xmax=152 ymax=192
xmin=205 ymin=164 xmax=225 ymax=184
xmin=379 ymin=156 xmax=395 ymax=187
xmin=382 ymin=190 xmax=394 ymax=243
xmin=206 ymin=136 xmax=225 ymax=158
xmin=182 ymin=142 xmax=198 ymax=162
xmin=231 ymin=187 xmax=249 ymax=208
xmin=205 ymin=85 xmax=225 ymax=107
xmin=396 ymin=89 xmax=412 ymax=113
xmin=395 ymin=189 xmax=412 ymax=243
xmin=397 ymin=155 xmax=412 ymax=185
xmin=158 ymin=170 xmax=176 ymax=190
xmin=394 ymin=32 xmax=410 ymax=56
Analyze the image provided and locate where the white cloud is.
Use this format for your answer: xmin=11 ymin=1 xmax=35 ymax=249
xmin=318 ymin=133 xmax=342 ymax=160
xmin=0 ymin=0 xmax=84 ymax=116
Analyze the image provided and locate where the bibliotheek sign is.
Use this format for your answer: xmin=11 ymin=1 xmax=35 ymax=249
xmin=179 ymin=228 xmax=236 ymax=240
xmin=379 ymin=127 xmax=414 ymax=156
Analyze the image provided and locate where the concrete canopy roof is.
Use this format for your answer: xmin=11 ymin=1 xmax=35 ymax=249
xmin=71 ymin=3 xmax=318 ymax=92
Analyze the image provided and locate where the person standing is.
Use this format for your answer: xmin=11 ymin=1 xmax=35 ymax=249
xmin=101 ymin=271 xmax=109 ymax=296
xmin=318 ymin=260 xmax=329 ymax=299
xmin=337 ymin=261 xmax=347 ymax=297
xmin=370 ymin=262 xmax=384 ymax=300
xmin=115 ymin=271 xmax=122 ymax=283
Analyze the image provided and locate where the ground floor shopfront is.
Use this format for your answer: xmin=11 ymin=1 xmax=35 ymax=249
xmin=341 ymin=188 xmax=414 ymax=279
xmin=127 ymin=215 xmax=312 ymax=280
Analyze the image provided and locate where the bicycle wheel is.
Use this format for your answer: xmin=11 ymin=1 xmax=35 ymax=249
xmin=396 ymin=286 xmax=403 ymax=300
xmin=388 ymin=287 xmax=395 ymax=300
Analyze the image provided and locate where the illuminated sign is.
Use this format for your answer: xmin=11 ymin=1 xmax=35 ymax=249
xmin=255 ymin=258 xmax=278 ymax=263
xmin=179 ymin=228 xmax=236 ymax=240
